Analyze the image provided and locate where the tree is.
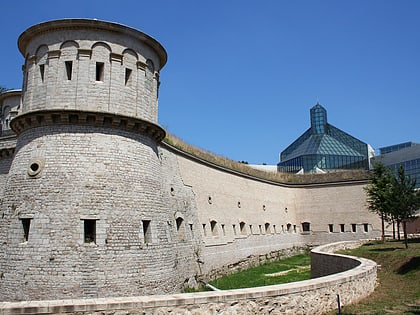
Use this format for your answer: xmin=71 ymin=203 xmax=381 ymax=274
xmin=389 ymin=166 xmax=420 ymax=249
xmin=365 ymin=162 xmax=394 ymax=241
xmin=0 ymin=86 xmax=7 ymax=94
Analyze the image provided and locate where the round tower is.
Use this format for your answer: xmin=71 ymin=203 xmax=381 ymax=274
xmin=0 ymin=19 xmax=191 ymax=301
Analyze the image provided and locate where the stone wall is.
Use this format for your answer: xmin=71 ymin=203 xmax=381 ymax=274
xmin=163 ymin=143 xmax=381 ymax=276
xmin=0 ymin=241 xmax=378 ymax=315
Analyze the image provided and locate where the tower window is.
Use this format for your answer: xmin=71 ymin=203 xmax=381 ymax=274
xmin=21 ymin=218 xmax=32 ymax=242
xmin=352 ymin=224 xmax=357 ymax=233
xmin=210 ymin=220 xmax=218 ymax=236
xmin=302 ymin=222 xmax=310 ymax=232
xmin=84 ymin=219 xmax=96 ymax=243
xmin=65 ymin=61 xmax=73 ymax=80
xmin=328 ymin=224 xmax=334 ymax=233
xmin=125 ymin=68 xmax=132 ymax=85
xmin=142 ymin=220 xmax=152 ymax=243
xmin=176 ymin=217 xmax=185 ymax=240
xmin=239 ymin=222 xmax=246 ymax=235
xmin=96 ymin=62 xmax=104 ymax=81
xmin=265 ymin=223 xmax=270 ymax=234
xmin=39 ymin=64 xmax=45 ymax=83
xmin=340 ymin=224 xmax=345 ymax=233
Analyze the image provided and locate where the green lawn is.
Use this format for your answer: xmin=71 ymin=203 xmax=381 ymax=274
xmin=328 ymin=238 xmax=420 ymax=315
xmin=209 ymin=254 xmax=310 ymax=290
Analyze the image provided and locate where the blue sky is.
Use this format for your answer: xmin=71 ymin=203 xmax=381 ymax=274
xmin=1 ymin=1 xmax=419 ymax=165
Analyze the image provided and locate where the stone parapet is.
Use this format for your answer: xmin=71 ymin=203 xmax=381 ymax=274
xmin=0 ymin=241 xmax=377 ymax=315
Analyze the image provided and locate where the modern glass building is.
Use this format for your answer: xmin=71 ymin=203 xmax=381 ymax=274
xmin=375 ymin=142 xmax=420 ymax=189
xmin=278 ymin=104 xmax=370 ymax=173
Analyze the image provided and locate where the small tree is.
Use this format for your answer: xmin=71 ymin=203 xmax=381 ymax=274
xmin=389 ymin=166 xmax=420 ymax=248
xmin=365 ymin=162 xmax=394 ymax=241
xmin=0 ymin=86 xmax=7 ymax=94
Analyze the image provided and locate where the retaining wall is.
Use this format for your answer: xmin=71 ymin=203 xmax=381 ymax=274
xmin=0 ymin=241 xmax=377 ymax=315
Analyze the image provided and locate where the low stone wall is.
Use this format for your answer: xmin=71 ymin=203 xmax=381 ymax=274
xmin=0 ymin=241 xmax=377 ymax=315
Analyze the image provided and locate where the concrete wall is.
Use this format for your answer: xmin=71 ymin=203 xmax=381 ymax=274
xmin=0 ymin=241 xmax=377 ymax=315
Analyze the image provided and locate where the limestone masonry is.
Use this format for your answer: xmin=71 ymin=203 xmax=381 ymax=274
xmin=0 ymin=19 xmax=381 ymax=302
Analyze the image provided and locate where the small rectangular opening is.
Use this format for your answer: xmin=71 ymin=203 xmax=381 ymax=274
xmin=328 ymin=224 xmax=334 ymax=233
xmin=39 ymin=64 xmax=45 ymax=83
xmin=232 ymin=224 xmax=237 ymax=235
xmin=21 ymin=218 xmax=31 ymax=242
xmin=96 ymin=62 xmax=104 ymax=81
xmin=65 ymin=61 xmax=73 ymax=80
xmin=202 ymin=223 xmax=207 ymax=236
xmin=363 ymin=223 xmax=369 ymax=233
xmin=84 ymin=219 xmax=96 ymax=243
xmin=210 ymin=220 xmax=218 ymax=236
xmin=142 ymin=220 xmax=151 ymax=243
xmin=302 ymin=222 xmax=310 ymax=232
xmin=221 ymin=224 xmax=225 ymax=236
xmin=352 ymin=224 xmax=357 ymax=233
xmin=340 ymin=224 xmax=345 ymax=233
xmin=125 ymin=68 xmax=132 ymax=85
xmin=240 ymin=222 xmax=246 ymax=235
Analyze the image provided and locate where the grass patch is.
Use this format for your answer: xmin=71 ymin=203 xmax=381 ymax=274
xmin=328 ymin=238 xmax=420 ymax=315
xmin=163 ymin=133 xmax=369 ymax=185
xmin=209 ymin=254 xmax=310 ymax=290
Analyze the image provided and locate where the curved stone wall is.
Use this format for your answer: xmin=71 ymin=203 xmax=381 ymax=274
xmin=0 ymin=241 xmax=377 ymax=315
xmin=160 ymin=144 xmax=381 ymax=276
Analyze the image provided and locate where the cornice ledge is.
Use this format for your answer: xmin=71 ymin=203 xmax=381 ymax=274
xmin=10 ymin=110 xmax=166 ymax=142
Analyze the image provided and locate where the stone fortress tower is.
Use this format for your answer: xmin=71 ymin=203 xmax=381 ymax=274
xmin=0 ymin=19 xmax=200 ymax=301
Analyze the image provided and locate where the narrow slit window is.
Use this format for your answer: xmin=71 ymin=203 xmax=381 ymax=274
xmin=96 ymin=62 xmax=104 ymax=81
xmin=240 ymin=222 xmax=246 ymax=235
xmin=21 ymin=218 xmax=31 ymax=242
xmin=202 ymin=223 xmax=207 ymax=236
xmin=176 ymin=217 xmax=184 ymax=240
xmin=65 ymin=61 xmax=73 ymax=80
xmin=125 ymin=68 xmax=132 ymax=85
xmin=39 ymin=64 xmax=45 ymax=83
xmin=221 ymin=224 xmax=225 ymax=236
xmin=84 ymin=219 xmax=96 ymax=243
xmin=340 ymin=224 xmax=345 ymax=233
xmin=142 ymin=220 xmax=151 ymax=243
xmin=210 ymin=220 xmax=218 ymax=236
xmin=352 ymin=224 xmax=357 ymax=233
xmin=232 ymin=224 xmax=237 ymax=235
xmin=328 ymin=224 xmax=334 ymax=233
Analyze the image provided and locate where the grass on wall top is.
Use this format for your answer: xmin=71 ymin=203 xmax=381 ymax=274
xmin=163 ymin=133 xmax=369 ymax=185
